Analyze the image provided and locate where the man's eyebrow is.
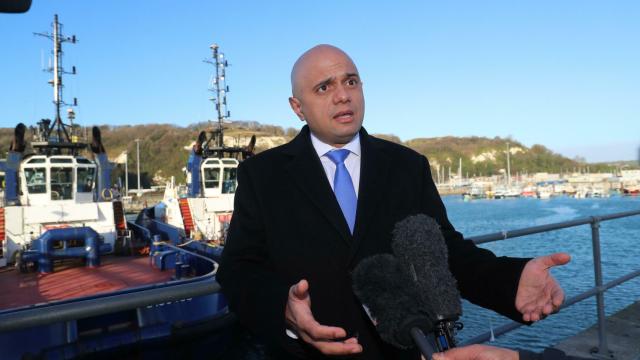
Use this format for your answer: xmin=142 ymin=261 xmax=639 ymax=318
xmin=313 ymin=76 xmax=335 ymax=89
xmin=345 ymin=72 xmax=360 ymax=79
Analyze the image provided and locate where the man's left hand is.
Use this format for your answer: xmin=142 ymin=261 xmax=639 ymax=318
xmin=516 ymin=252 xmax=571 ymax=322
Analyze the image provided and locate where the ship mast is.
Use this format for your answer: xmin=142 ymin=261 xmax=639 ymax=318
xmin=34 ymin=14 xmax=81 ymax=153
xmin=203 ymin=43 xmax=230 ymax=151
xmin=197 ymin=43 xmax=254 ymax=160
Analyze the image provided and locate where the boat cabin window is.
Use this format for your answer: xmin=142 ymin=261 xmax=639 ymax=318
xmin=51 ymin=167 xmax=73 ymax=200
xmin=26 ymin=158 xmax=46 ymax=164
xmin=25 ymin=168 xmax=47 ymax=194
xmin=77 ymin=167 xmax=95 ymax=193
xmin=76 ymin=158 xmax=92 ymax=164
xmin=51 ymin=158 xmax=73 ymax=163
xmin=204 ymin=159 xmax=221 ymax=166
xmin=222 ymin=168 xmax=237 ymax=194
xmin=203 ymin=168 xmax=221 ymax=189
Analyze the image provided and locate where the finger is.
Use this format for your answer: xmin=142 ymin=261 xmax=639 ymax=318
xmin=344 ymin=337 xmax=359 ymax=344
xmin=519 ymin=303 xmax=533 ymax=322
xmin=303 ymin=321 xmax=347 ymax=340
xmin=525 ymin=299 xmax=552 ymax=321
xmin=521 ymin=303 xmax=543 ymax=322
xmin=542 ymin=302 xmax=554 ymax=315
xmin=312 ymin=340 xmax=362 ymax=355
xmin=540 ymin=252 xmax=571 ymax=268
xmin=529 ymin=311 xmax=541 ymax=322
xmin=518 ymin=301 xmax=538 ymax=318
xmin=551 ymin=286 xmax=565 ymax=308
xmin=291 ymin=279 xmax=309 ymax=299
xmin=300 ymin=331 xmax=362 ymax=355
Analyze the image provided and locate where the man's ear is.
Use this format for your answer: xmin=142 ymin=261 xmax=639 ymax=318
xmin=289 ymin=97 xmax=305 ymax=121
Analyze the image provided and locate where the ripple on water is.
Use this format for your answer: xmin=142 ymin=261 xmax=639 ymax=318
xmin=443 ymin=195 xmax=640 ymax=352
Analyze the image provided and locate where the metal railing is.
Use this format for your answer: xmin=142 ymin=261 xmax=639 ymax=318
xmin=0 ymin=243 xmax=221 ymax=332
xmin=461 ymin=209 xmax=640 ymax=358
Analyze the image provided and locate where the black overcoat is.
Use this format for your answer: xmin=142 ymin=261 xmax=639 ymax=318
xmin=218 ymin=126 xmax=529 ymax=359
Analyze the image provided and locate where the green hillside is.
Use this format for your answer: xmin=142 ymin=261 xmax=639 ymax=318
xmin=0 ymin=122 xmax=635 ymax=186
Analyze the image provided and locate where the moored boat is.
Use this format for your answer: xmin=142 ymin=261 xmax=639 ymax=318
xmin=148 ymin=43 xmax=254 ymax=243
xmin=0 ymin=16 xmax=232 ymax=360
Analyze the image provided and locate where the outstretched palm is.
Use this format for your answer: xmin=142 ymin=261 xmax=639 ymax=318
xmin=515 ymin=253 xmax=571 ymax=322
xmin=285 ymin=279 xmax=362 ymax=355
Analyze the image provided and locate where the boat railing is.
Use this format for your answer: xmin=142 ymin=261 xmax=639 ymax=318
xmin=128 ymin=220 xmax=153 ymax=243
xmin=461 ymin=208 xmax=640 ymax=358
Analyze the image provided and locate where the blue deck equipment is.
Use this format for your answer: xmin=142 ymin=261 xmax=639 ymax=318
xmin=21 ymin=227 xmax=112 ymax=273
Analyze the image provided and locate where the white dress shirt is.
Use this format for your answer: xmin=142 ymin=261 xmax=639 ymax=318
xmin=310 ymin=132 xmax=361 ymax=196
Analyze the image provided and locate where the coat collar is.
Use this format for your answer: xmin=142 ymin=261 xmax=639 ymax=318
xmin=283 ymin=126 xmax=390 ymax=255
xmin=284 ymin=126 xmax=352 ymax=247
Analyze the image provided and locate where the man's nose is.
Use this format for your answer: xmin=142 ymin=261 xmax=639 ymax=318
xmin=333 ymin=84 xmax=351 ymax=103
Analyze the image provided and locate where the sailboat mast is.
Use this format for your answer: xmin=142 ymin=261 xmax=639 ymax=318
xmin=506 ymin=142 xmax=511 ymax=186
xmin=458 ymin=157 xmax=462 ymax=186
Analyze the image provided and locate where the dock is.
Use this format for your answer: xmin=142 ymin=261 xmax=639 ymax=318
xmin=553 ymin=300 xmax=640 ymax=360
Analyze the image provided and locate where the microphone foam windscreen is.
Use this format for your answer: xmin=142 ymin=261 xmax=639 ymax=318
xmin=391 ymin=214 xmax=462 ymax=319
xmin=352 ymin=254 xmax=435 ymax=349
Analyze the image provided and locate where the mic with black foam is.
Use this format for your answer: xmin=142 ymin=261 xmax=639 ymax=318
xmin=352 ymin=253 xmax=438 ymax=358
xmin=391 ymin=214 xmax=463 ymax=352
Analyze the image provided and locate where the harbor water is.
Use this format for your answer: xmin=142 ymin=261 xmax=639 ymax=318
xmin=446 ymin=195 xmax=640 ymax=352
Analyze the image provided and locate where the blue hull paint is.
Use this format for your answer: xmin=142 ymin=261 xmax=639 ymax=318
xmin=0 ymin=218 xmax=233 ymax=360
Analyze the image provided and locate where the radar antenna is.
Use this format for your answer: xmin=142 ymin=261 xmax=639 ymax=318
xmin=33 ymin=14 xmax=84 ymax=154
xmin=201 ymin=43 xmax=255 ymax=159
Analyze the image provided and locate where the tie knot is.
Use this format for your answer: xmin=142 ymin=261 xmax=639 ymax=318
xmin=326 ymin=149 xmax=350 ymax=165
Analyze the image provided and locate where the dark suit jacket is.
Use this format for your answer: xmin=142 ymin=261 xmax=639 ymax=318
xmin=218 ymin=126 xmax=529 ymax=359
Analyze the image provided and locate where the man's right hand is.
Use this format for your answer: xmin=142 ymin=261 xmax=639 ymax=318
xmin=285 ymin=279 xmax=363 ymax=355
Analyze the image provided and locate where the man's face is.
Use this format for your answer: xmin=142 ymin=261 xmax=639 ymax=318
xmin=289 ymin=47 xmax=365 ymax=147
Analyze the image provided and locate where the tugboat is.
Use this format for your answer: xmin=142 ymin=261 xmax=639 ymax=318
xmin=0 ymin=15 xmax=231 ymax=360
xmin=0 ymin=14 xmax=122 ymax=273
xmin=150 ymin=43 xmax=254 ymax=244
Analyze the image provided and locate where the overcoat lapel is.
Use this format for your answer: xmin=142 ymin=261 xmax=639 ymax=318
xmin=284 ymin=127 xmax=352 ymax=247
xmin=350 ymin=128 xmax=391 ymax=263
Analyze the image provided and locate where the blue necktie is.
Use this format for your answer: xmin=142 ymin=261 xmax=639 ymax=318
xmin=326 ymin=149 xmax=357 ymax=234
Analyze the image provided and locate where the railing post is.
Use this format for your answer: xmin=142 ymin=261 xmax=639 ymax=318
xmin=590 ymin=218 xmax=611 ymax=359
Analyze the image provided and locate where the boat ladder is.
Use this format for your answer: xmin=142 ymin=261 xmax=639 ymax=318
xmin=178 ymin=198 xmax=195 ymax=238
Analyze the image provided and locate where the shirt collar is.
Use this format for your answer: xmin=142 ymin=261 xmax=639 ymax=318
xmin=310 ymin=131 xmax=361 ymax=158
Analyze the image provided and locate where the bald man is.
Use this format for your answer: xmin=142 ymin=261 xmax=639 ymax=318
xmin=218 ymin=45 xmax=569 ymax=359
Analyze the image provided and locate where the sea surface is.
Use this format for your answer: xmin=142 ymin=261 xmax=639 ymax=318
xmin=444 ymin=195 xmax=640 ymax=352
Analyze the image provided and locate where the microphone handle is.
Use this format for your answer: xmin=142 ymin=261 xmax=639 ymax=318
xmin=433 ymin=319 xmax=458 ymax=351
xmin=410 ymin=327 xmax=436 ymax=360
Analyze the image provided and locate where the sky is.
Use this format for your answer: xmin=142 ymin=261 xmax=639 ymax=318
xmin=1 ymin=1 xmax=638 ymax=163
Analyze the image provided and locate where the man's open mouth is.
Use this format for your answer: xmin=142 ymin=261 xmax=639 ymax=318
xmin=333 ymin=111 xmax=354 ymax=120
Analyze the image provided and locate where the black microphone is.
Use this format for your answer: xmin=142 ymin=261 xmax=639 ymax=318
xmin=351 ymin=253 xmax=436 ymax=352
xmin=391 ymin=214 xmax=463 ymax=352
xmin=0 ymin=0 xmax=32 ymax=13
